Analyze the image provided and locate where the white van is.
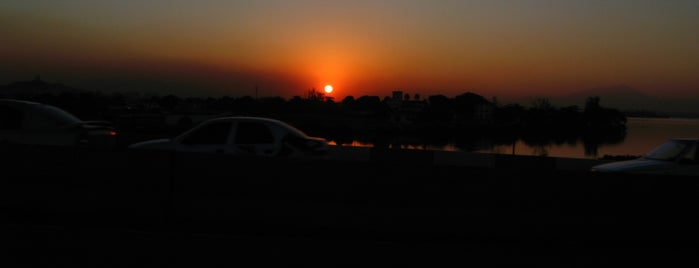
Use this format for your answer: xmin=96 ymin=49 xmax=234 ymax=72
xmin=0 ymin=98 xmax=117 ymax=149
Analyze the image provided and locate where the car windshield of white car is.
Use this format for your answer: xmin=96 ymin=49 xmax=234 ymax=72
xmin=277 ymin=121 xmax=310 ymax=138
xmin=645 ymin=140 xmax=691 ymax=161
xmin=181 ymin=121 xmax=232 ymax=145
xmin=43 ymin=105 xmax=82 ymax=126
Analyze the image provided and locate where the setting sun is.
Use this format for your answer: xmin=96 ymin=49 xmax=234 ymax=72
xmin=324 ymin=85 xmax=333 ymax=94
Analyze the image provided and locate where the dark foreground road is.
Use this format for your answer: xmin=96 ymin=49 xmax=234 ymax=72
xmin=2 ymin=147 xmax=698 ymax=267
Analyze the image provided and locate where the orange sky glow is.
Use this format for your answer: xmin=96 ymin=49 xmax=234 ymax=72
xmin=1 ymin=1 xmax=698 ymax=102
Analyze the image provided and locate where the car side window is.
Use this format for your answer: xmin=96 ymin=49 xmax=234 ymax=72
xmin=180 ymin=121 xmax=232 ymax=145
xmin=235 ymin=122 xmax=274 ymax=144
xmin=0 ymin=106 xmax=23 ymax=130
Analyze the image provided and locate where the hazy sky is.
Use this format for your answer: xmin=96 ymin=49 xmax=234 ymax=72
xmin=1 ymin=0 xmax=698 ymax=100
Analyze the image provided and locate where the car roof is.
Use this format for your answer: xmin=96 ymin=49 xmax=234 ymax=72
xmin=0 ymin=98 xmax=44 ymax=107
xmin=0 ymin=98 xmax=65 ymax=112
xmin=204 ymin=116 xmax=285 ymax=123
xmin=203 ymin=116 xmax=305 ymax=128
xmin=200 ymin=116 xmax=310 ymax=137
xmin=0 ymin=98 xmax=83 ymax=124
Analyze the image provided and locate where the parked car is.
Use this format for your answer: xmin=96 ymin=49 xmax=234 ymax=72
xmin=128 ymin=116 xmax=329 ymax=157
xmin=0 ymin=98 xmax=117 ymax=149
xmin=591 ymin=138 xmax=699 ymax=176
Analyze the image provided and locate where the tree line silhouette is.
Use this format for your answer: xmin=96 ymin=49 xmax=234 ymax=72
xmin=1 ymin=77 xmax=627 ymax=156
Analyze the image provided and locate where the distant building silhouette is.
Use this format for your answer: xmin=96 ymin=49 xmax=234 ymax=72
xmin=387 ymin=90 xmax=426 ymax=125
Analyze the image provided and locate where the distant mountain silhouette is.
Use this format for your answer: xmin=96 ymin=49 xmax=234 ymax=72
xmin=513 ymin=85 xmax=699 ymax=118
xmin=558 ymin=85 xmax=655 ymax=110
xmin=0 ymin=75 xmax=85 ymax=97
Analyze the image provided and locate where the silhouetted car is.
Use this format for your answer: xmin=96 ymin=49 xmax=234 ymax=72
xmin=591 ymin=138 xmax=699 ymax=176
xmin=128 ymin=116 xmax=329 ymax=157
xmin=0 ymin=98 xmax=117 ymax=149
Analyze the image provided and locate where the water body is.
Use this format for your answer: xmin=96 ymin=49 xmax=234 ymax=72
xmin=588 ymin=117 xmax=699 ymax=159
xmin=336 ymin=117 xmax=699 ymax=159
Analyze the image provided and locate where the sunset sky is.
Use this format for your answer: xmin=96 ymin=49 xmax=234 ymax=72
xmin=2 ymin=0 xmax=698 ymax=101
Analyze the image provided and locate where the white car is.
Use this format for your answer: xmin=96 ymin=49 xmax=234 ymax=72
xmin=128 ymin=116 xmax=329 ymax=157
xmin=591 ymin=138 xmax=699 ymax=176
xmin=0 ymin=98 xmax=117 ymax=149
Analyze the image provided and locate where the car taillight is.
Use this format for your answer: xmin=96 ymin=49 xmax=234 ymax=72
xmin=109 ymin=131 xmax=117 ymax=136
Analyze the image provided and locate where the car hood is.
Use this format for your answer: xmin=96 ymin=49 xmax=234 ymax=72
xmin=592 ymin=158 xmax=673 ymax=173
xmin=128 ymin=138 xmax=174 ymax=150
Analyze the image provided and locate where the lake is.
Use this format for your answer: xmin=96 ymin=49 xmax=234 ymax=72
xmin=333 ymin=117 xmax=699 ymax=160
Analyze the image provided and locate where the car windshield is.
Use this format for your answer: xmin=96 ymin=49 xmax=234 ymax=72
xmin=645 ymin=140 xmax=692 ymax=161
xmin=277 ymin=120 xmax=311 ymax=138
xmin=42 ymin=105 xmax=82 ymax=126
